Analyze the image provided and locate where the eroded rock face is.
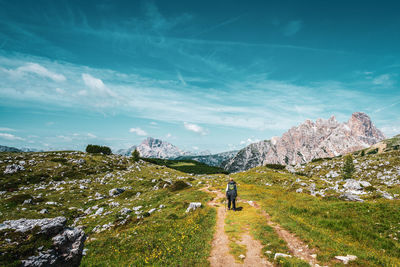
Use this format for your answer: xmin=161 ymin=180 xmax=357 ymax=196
xmin=0 ymin=217 xmax=86 ymax=267
xmin=224 ymin=112 xmax=385 ymax=172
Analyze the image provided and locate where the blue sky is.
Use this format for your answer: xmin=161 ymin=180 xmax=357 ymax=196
xmin=0 ymin=0 xmax=399 ymax=153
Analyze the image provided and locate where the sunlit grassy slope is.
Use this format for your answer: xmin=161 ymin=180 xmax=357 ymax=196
xmin=1 ymin=143 xmax=399 ymax=266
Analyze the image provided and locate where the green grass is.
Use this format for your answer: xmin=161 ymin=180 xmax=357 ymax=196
xmin=141 ymin=158 xmax=228 ymax=175
xmin=0 ymin=151 xmax=218 ymax=266
xmin=233 ymin=182 xmax=400 ymax=266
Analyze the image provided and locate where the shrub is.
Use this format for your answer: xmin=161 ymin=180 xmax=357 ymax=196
xmin=342 ymin=154 xmax=355 ymax=180
xmin=265 ymin=164 xmax=286 ymax=170
xmin=131 ymin=149 xmax=140 ymax=162
xmin=86 ymin=144 xmax=111 ymax=155
xmin=361 ymin=150 xmax=365 ymax=156
xmin=367 ymin=148 xmax=378 ymax=155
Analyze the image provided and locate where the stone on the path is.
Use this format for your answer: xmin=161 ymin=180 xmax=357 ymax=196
xmin=186 ymin=202 xmax=201 ymax=213
xmin=239 ymin=254 xmax=246 ymax=259
xmin=334 ymin=255 xmax=357 ymax=264
xmin=274 ymin=253 xmax=292 ymax=260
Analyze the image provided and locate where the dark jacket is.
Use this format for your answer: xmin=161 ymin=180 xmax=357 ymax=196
xmin=226 ymin=181 xmax=237 ymax=197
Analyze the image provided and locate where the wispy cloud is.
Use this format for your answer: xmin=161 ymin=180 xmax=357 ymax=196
xmin=184 ymin=122 xmax=207 ymax=135
xmin=0 ymin=127 xmax=16 ymax=132
xmin=0 ymin=133 xmax=25 ymax=141
xmin=82 ymin=73 xmax=117 ymax=97
xmin=372 ymin=74 xmax=395 ymax=87
xmin=129 ymin=127 xmax=147 ymax=136
xmin=17 ymin=63 xmax=66 ymax=82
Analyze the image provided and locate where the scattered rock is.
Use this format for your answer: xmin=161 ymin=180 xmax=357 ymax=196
xmin=186 ymin=202 xmax=201 ymax=213
xmin=4 ymin=164 xmax=25 ymax=174
xmin=120 ymin=208 xmax=132 ymax=215
xmin=340 ymin=192 xmax=364 ymax=202
xmin=239 ymin=254 xmax=246 ymax=259
xmin=274 ymin=253 xmax=292 ymax=259
xmin=109 ymin=188 xmax=125 ymax=197
xmin=334 ymin=255 xmax=357 ymax=264
xmin=40 ymin=209 xmax=49 ymax=214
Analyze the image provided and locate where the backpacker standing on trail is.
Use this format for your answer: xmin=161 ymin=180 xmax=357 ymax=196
xmin=226 ymin=177 xmax=237 ymax=211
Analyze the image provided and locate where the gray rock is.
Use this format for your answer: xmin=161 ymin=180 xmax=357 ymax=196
xmin=274 ymin=253 xmax=292 ymax=259
xmin=40 ymin=209 xmax=49 ymax=214
xmin=109 ymin=188 xmax=125 ymax=197
xmin=185 ymin=202 xmax=201 ymax=213
xmin=4 ymin=164 xmax=25 ymax=174
xmin=120 ymin=208 xmax=132 ymax=215
xmin=334 ymin=255 xmax=357 ymax=264
xmin=0 ymin=217 xmax=66 ymax=234
xmin=1 ymin=217 xmax=86 ymax=267
xmin=340 ymin=192 xmax=364 ymax=202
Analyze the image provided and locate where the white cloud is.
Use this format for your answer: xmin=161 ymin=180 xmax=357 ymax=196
xmin=184 ymin=122 xmax=207 ymax=135
xmin=17 ymin=63 xmax=66 ymax=82
xmin=372 ymin=74 xmax=394 ymax=87
xmin=166 ymin=133 xmax=172 ymax=138
xmin=0 ymin=127 xmax=16 ymax=132
xmin=192 ymin=146 xmax=199 ymax=150
xmin=129 ymin=127 xmax=147 ymax=136
xmin=0 ymin=133 xmax=25 ymax=141
xmin=87 ymin=133 xmax=97 ymax=138
xmin=57 ymin=135 xmax=72 ymax=141
xmin=82 ymin=73 xmax=117 ymax=97
xmin=283 ymin=20 xmax=303 ymax=36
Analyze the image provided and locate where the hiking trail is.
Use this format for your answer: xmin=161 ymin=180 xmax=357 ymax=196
xmin=202 ymin=187 xmax=321 ymax=267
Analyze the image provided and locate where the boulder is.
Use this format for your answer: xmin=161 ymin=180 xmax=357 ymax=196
xmin=0 ymin=217 xmax=86 ymax=267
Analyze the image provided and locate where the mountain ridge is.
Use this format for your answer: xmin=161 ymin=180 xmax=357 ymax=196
xmin=223 ymin=112 xmax=385 ymax=172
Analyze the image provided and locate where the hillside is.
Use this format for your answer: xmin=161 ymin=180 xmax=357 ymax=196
xmin=0 ymin=144 xmax=399 ymax=266
xmin=175 ymin=150 xmax=238 ymax=167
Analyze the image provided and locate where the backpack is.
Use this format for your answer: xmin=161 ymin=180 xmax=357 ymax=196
xmin=228 ymin=183 xmax=235 ymax=191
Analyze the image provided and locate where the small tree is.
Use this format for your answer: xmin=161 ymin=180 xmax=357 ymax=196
xmin=131 ymin=149 xmax=140 ymax=162
xmin=342 ymin=154 xmax=355 ymax=179
xmin=360 ymin=150 xmax=365 ymax=157
xmin=86 ymin=144 xmax=111 ymax=155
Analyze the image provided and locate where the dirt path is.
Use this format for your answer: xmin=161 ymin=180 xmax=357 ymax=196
xmin=202 ymin=188 xmax=273 ymax=267
xmin=243 ymin=199 xmax=321 ymax=267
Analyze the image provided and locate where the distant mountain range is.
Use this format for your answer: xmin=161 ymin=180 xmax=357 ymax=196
xmin=3 ymin=112 xmax=388 ymax=174
xmin=223 ymin=112 xmax=385 ymax=172
xmin=0 ymin=145 xmax=43 ymax=153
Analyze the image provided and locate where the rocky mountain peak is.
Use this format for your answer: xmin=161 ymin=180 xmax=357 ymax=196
xmin=223 ymin=112 xmax=386 ymax=172
xmin=347 ymin=112 xmax=385 ymax=142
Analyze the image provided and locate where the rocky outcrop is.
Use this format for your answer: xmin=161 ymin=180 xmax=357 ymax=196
xmin=0 ymin=217 xmax=86 ymax=267
xmin=224 ymin=112 xmax=385 ymax=172
xmin=223 ymin=141 xmax=273 ymax=173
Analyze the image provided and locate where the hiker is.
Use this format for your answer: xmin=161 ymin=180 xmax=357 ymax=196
xmin=226 ymin=177 xmax=237 ymax=211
